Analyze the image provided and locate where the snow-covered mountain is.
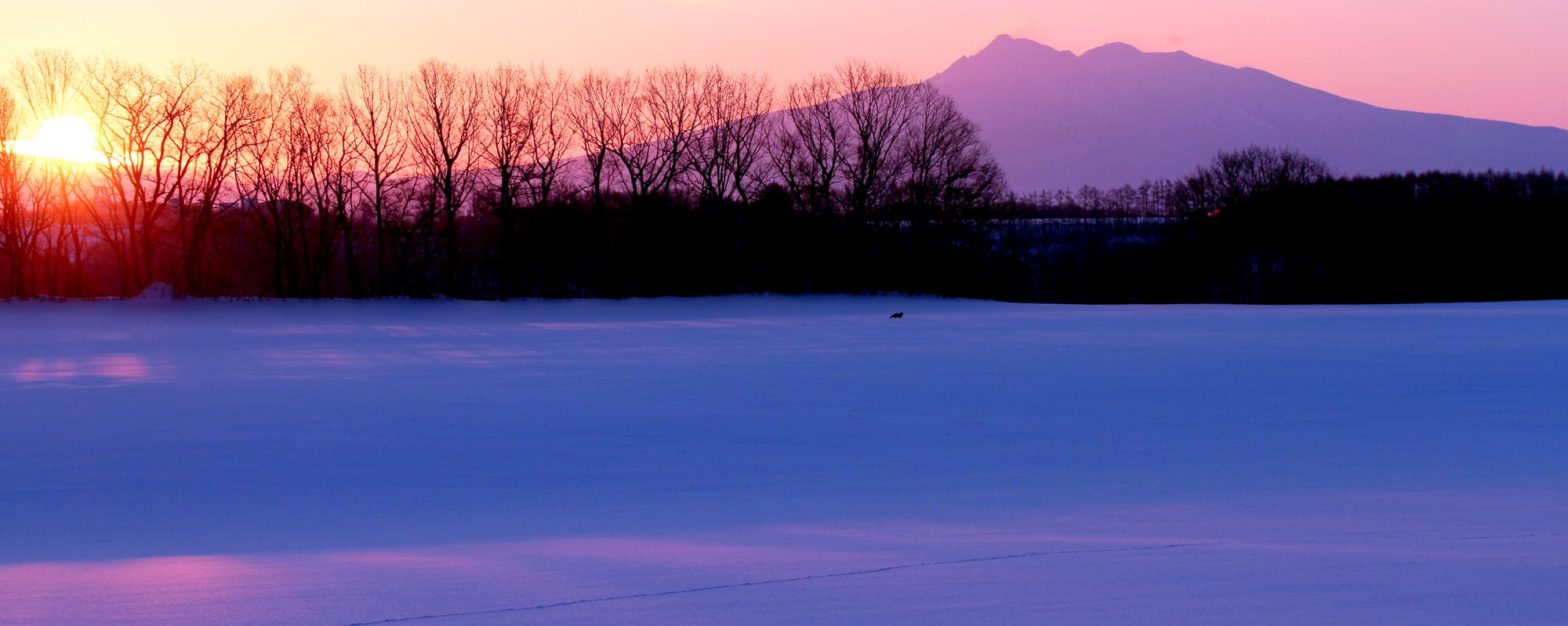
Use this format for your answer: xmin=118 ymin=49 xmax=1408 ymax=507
xmin=929 ymin=35 xmax=1568 ymax=192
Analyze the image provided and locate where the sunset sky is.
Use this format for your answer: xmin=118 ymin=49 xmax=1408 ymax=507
xmin=4 ymin=0 xmax=1565 ymax=129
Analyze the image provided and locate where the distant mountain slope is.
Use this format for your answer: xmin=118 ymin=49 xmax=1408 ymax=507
xmin=929 ymin=35 xmax=1568 ymax=192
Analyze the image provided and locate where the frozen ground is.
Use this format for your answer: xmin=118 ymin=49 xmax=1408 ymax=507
xmin=1 ymin=296 xmax=1565 ymax=624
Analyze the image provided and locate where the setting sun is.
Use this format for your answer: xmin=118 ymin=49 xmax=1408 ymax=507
xmin=7 ymin=115 xmax=104 ymax=165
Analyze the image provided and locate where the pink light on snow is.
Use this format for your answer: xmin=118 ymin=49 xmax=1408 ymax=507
xmin=9 ymin=354 xmax=155 ymax=384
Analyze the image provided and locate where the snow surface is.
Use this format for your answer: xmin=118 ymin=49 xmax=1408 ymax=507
xmin=1 ymin=296 xmax=1565 ymax=624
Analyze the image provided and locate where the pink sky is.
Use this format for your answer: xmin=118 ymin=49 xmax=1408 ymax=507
xmin=4 ymin=0 xmax=1564 ymax=128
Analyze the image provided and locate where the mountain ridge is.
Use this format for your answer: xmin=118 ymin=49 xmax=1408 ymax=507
xmin=929 ymin=36 xmax=1568 ymax=192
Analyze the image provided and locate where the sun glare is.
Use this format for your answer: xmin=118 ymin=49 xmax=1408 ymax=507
xmin=7 ymin=115 xmax=105 ymax=165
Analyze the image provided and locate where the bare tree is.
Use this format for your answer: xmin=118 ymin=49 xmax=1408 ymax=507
xmin=13 ymin=50 xmax=88 ymax=296
xmin=342 ymin=65 xmax=411 ymax=293
xmin=291 ymin=88 xmax=340 ymax=296
xmin=0 ymin=87 xmax=45 ymax=297
xmin=773 ymin=73 xmax=848 ymax=214
xmin=520 ymin=66 xmax=573 ymax=208
xmin=569 ymin=70 xmax=636 ymax=212
xmin=406 ymin=59 xmax=483 ymax=293
xmin=835 ymin=62 xmax=916 ymax=215
xmin=175 ymin=73 xmax=268 ymax=295
xmin=481 ymin=64 xmax=531 ymax=295
xmin=896 ymin=83 xmax=1005 ymax=215
xmin=616 ymin=65 xmax=704 ymax=199
xmin=1176 ymin=146 xmax=1332 ymax=215
xmin=83 ymin=59 xmax=205 ymax=294
xmin=689 ymin=68 xmax=773 ymax=203
xmin=483 ymin=64 xmax=529 ymax=207
xmin=305 ymin=95 xmax=362 ymax=296
xmin=237 ymin=67 xmax=329 ymax=297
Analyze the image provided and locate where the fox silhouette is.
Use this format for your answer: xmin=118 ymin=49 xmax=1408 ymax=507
xmin=889 ymin=312 xmax=904 ymax=319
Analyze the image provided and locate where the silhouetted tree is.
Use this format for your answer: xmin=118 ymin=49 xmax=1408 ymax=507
xmin=895 ymin=82 xmax=1005 ymax=216
xmin=482 ymin=64 xmax=531 ymax=294
xmin=773 ymin=73 xmax=847 ymax=214
xmin=83 ymin=59 xmax=204 ymax=294
xmin=407 ymin=59 xmax=483 ymax=294
xmin=11 ymin=51 xmax=86 ymax=297
xmin=569 ymin=70 xmax=636 ymax=212
xmin=175 ymin=73 xmax=268 ymax=295
xmin=342 ymin=65 xmax=412 ymax=293
xmin=519 ymin=66 xmax=573 ymax=208
xmin=689 ymin=68 xmax=773 ymax=203
xmin=835 ymin=62 xmax=916 ymax=215
xmin=1173 ymin=146 xmax=1331 ymax=215
xmin=0 ymin=87 xmax=44 ymax=298
xmin=619 ymin=65 xmax=704 ymax=199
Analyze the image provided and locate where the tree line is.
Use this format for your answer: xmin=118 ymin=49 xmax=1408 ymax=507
xmin=0 ymin=52 xmax=1004 ymax=299
xmin=986 ymin=148 xmax=1568 ymax=303
xmin=2 ymin=50 xmax=1563 ymax=304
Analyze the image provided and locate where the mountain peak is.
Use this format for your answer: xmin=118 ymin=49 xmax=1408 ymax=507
xmin=980 ymin=34 xmax=1060 ymax=54
xmin=928 ymin=38 xmax=1568 ymax=192
xmin=937 ymin=34 xmax=1072 ymax=80
xmin=1083 ymin=42 xmax=1143 ymax=58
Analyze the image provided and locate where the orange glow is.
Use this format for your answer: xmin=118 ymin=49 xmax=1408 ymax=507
xmin=8 ymin=115 xmax=105 ymax=165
